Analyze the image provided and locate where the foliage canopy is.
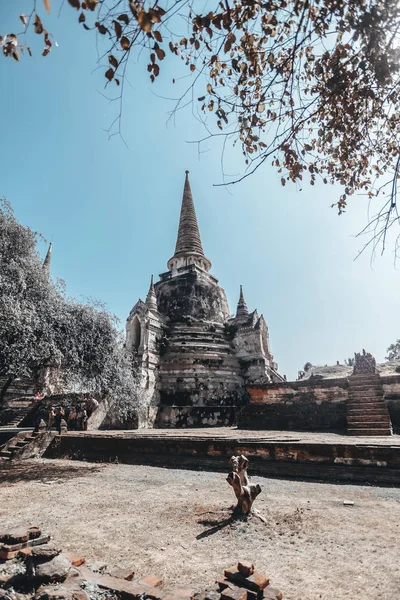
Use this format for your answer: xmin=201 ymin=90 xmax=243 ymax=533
xmin=0 ymin=197 xmax=138 ymax=412
xmin=3 ymin=0 xmax=400 ymax=252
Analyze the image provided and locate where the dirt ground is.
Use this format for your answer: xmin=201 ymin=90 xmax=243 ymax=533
xmin=1 ymin=459 xmax=399 ymax=600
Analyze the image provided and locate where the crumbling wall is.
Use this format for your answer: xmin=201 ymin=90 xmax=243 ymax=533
xmin=239 ymin=375 xmax=400 ymax=432
xmin=156 ymin=269 xmax=230 ymax=323
xmin=382 ymin=375 xmax=400 ymax=433
xmin=239 ymin=379 xmax=349 ymax=432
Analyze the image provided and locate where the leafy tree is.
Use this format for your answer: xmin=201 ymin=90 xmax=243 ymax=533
xmin=386 ymin=340 xmax=400 ymax=361
xmin=344 ymin=357 xmax=355 ymax=366
xmin=0 ymin=197 xmax=138 ymax=416
xmin=3 ymin=0 xmax=400 ymax=252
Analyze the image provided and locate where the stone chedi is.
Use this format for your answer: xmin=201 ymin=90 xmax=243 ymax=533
xmin=126 ymin=172 xmax=283 ymax=428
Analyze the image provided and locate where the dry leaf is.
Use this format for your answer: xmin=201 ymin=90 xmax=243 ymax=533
xmin=120 ymin=36 xmax=130 ymax=50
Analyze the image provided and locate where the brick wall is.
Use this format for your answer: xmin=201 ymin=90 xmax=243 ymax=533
xmin=239 ymin=378 xmax=349 ymax=432
xmin=239 ymin=376 xmax=400 ymax=432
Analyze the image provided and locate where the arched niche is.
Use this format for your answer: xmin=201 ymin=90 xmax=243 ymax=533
xmin=131 ymin=316 xmax=142 ymax=351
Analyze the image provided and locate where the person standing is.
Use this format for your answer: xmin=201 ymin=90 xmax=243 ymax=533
xmin=54 ymin=407 xmax=64 ymax=435
xmin=82 ymin=409 xmax=88 ymax=431
xmin=47 ymin=406 xmax=55 ymax=430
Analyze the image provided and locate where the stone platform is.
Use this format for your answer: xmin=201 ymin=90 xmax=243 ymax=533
xmin=44 ymin=428 xmax=400 ymax=486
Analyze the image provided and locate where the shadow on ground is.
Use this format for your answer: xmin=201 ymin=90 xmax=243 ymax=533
xmin=0 ymin=459 xmax=103 ymax=485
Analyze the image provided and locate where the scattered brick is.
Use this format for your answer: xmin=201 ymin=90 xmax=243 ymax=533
xmin=77 ymin=565 xmax=149 ymax=599
xmin=223 ymin=568 xmax=269 ymax=593
xmin=263 ymin=588 xmax=283 ymax=600
xmin=220 ymin=587 xmax=248 ymax=600
xmin=70 ymin=556 xmax=86 ymax=568
xmin=140 ymin=575 xmax=164 ymax=588
xmin=32 ymin=544 xmax=61 ymax=559
xmin=107 ymin=566 xmax=135 ymax=580
xmin=216 ymin=578 xmax=230 ymax=591
xmin=0 ymin=526 xmax=41 ymax=545
xmin=237 ymin=562 xmax=254 ymax=578
xmin=18 ymin=547 xmax=33 ymax=559
xmin=0 ymin=534 xmax=51 ymax=560
xmin=145 ymin=586 xmax=165 ymax=600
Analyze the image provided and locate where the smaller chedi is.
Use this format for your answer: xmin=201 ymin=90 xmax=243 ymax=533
xmin=126 ymin=171 xmax=283 ymax=428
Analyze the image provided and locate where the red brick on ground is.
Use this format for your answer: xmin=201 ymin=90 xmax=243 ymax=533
xmin=237 ymin=562 xmax=255 ymax=578
xmin=220 ymin=587 xmax=248 ymax=600
xmin=140 ymin=575 xmax=164 ymax=588
xmin=107 ymin=566 xmax=135 ymax=581
xmin=216 ymin=578 xmax=230 ymax=591
xmin=77 ymin=565 xmax=148 ymax=599
xmin=262 ymin=588 xmax=283 ymax=600
xmin=223 ymin=568 xmax=269 ymax=593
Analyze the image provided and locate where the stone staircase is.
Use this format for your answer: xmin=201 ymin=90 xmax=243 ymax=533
xmin=2 ymin=397 xmax=36 ymax=427
xmin=0 ymin=429 xmax=56 ymax=461
xmin=347 ymin=374 xmax=393 ymax=436
xmin=0 ymin=430 xmax=41 ymax=461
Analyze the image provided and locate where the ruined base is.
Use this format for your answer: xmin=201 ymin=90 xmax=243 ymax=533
xmin=44 ymin=428 xmax=400 ymax=486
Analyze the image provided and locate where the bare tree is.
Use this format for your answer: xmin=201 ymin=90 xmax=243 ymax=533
xmin=227 ymin=455 xmax=261 ymax=515
xmin=3 ymin=0 xmax=400 ymax=254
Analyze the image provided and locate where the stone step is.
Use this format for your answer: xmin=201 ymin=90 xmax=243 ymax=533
xmin=347 ymin=413 xmax=391 ymax=423
xmin=348 ymin=385 xmax=383 ymax=392
xmin=347 ymin=402 xmax=387 ymax=409
xmin=0 ymin=450 xmax=12 ymax=458
xmin=349 ymin=374 xmax=381 ymax=380
xmin=347 ymin=409 xmax=389 ymax=417
xmin=7 ymin=445 xmax=21 ymax=452
xmin=348 ymin=395 xmax=385 ymax=402
xmin=348 ymin=418 xmax=392 ymax=426
xmin=348 ymin=400 xmax=384 ymax=407
xmin=347 ymin=428 xmax=392 ymax=436
xmin=349 ymin=389 xmax=383 ymax=395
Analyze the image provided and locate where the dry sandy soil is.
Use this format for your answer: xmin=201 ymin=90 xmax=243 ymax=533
xmin=1 ymin=458 xmax=399 ymax=600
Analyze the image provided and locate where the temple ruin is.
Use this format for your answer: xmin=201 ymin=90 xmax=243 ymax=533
xmin=126 ymin=171 xmax=284 ymax=427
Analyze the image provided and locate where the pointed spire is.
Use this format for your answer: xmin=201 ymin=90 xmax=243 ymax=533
xmin=42 ymin=242 xmax=52 ymax=273
xmin=146 ymin=275 xmax=158 ymax=311
xmin=168 ymin=171 xmax=211 ymax=272
xmin=175 ymin=171 xmax=204 ymax=256
xmin=236 ymin=285 xmax=249 ymax=320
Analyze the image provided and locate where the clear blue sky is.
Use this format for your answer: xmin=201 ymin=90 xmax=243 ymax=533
xmin=1 ymin=2 xmax=399 ymax=380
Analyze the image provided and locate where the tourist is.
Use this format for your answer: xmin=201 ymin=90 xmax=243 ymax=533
xmin=75 ymin=405 xmax=82 ymax=431
xmin=47 ymin=406 xmax=56 ymax=430
xmin=67 ymin=406 xmax=76 ymax=431
xmin=54 ymin=407 xmax=64 ymax=435
xmin=82 ymin=409 xmax=88 ymax=431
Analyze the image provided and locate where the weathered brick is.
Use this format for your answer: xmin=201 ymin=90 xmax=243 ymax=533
xmin=223 ymin=568 xmax=269 ymax=593
xmin=0 ymin=534 xmax=51 ymax=559
xmin=237 ymin=562 xmax=254 ymax=578
xmin=140 ymin=575 xmax=164 ymax=588
xmin=77 ymin=565 xmax=148 ymax=599
xmin=263 ymin=588 xmax=282 ymax=600
xmin=220 ymin=587 xmax=248 ymax=600
xmin=145 ymin=586 xmax=165 ymax=600
xmin=107 ymin=566 xmax=135 ymax=581
xmin=216 ymin=578 xmax=230 ymax=591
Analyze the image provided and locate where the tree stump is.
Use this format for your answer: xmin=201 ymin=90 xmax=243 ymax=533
xmin=227 ymin=455 xmax=261 ymax=515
